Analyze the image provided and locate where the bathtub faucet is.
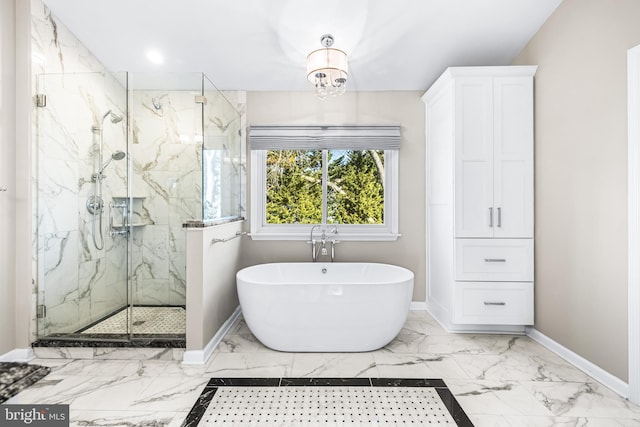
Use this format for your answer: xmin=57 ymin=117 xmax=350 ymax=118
xmin=309 ymin=225 xmax=338 ymax=262
xmin=310 ymin=225 xmax=321 ymax=262
xmin=329 ymin=225 xmax=339 ymax=262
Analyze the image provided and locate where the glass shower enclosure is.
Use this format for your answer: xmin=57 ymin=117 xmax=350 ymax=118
xmin=35 ymin=71 xmax=241 ymax=342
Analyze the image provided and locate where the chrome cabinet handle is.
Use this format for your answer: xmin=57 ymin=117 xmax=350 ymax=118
xmin=497 ymin=207 xmax=502 ymax=228
xmin=484 ymin=301 xmax=506 ymax=306
xmin=489 ymin=207 xmax=493 ymax=227
xmin=484 ymin=258 xmax=506 ymax=263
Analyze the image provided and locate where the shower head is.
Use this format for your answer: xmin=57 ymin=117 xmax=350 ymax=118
xmin=99 ymin=150 xmax=126 ymax=173
xmin=102 ymin=110 xmax=123 ymax=124
xmin=111 ymin=150 xmax=126 ymax=161
xmin=93 ymin=110 xmax=124 ymax=132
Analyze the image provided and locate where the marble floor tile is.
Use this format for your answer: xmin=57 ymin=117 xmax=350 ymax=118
xmin=445 ymin=378 xmax=555 ymax=417
xmin=227 ymin=317 xmax=252 ymax=335
xmin=520 ymin=381 xmax=640 ymax=419
xmin=135 ymin=359 xmax=207 ymax=377
xmin=418 ymin=333 xmax=507 ymax=355
xmin=452 ymin=353 xmax=593 ymax=383
xmin=70 ymin=410 xmax=184 ymax=427
xmin=128 ymin=376 xmax=209 ymax=412
xmin=289 ymin=353 xmax=378 ymax=378
xmin=467 ymin=414 xmax=512 ymax=426
xmin=502 ymin=416 xmax=640 ymax=426
xmin=373 ymin=352 xmax=470 ymax=379
xmin=6 ymin=375 xmax=155 ymax=410
xmin=382 ymin=327 xmax=429 ymax=353
xmin=206 ymin=352 xmax=295 ymax=377
xmin=44 ymin=359 xmax=142 ymax=377
xmin=217 ymin=332 xmax=269 ymax=353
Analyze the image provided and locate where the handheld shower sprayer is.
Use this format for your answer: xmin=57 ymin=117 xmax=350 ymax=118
xmin=99 ymin=150 xmax=126 ymax=174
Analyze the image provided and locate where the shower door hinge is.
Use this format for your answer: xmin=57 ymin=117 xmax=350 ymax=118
xmin=34 ymin=94 xmax=47 ymax=108
xmin=195 ymin=95 xmax=208 ymax=105
xmin=37 ymin=304 xmax=47 ymax=318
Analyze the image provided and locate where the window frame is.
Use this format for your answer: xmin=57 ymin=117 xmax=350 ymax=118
xmin=250 ymin=148 xmax=399 ymax=241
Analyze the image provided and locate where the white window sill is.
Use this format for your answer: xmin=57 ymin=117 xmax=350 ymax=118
xmin=248 ymin=232 xmax=401 ymax=242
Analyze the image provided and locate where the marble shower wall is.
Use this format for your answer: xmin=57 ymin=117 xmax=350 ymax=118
xmin=129 ymin=90 xmax=202 ymax=307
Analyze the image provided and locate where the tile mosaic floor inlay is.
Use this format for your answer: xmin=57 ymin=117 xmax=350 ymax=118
xmin=0 ymin=362 xmax=51 ymax=403
xmin=183 ymin=378 xmax=473 ymax=426
xmin=80 ymin=306 xmax=186 ymax=335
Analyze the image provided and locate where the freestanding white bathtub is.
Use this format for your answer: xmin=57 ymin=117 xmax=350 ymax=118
xmin=236 ymin=262 xmax=414 ymax=352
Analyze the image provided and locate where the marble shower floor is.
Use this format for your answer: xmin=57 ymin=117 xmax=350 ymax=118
xmin=7 ymin=311 xmax=640 ymax=426
xmin=80 ymin=306 xmax=186 ymax=335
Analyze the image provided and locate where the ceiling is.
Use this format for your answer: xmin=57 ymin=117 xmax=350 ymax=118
xmin=42 ymin=0 xmax=562 ymax=92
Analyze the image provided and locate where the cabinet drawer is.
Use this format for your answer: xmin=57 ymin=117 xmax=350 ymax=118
xmin=455 ymin=239 xmax=533 ymax=281
xmin=453 ymin=282 xmax=533 ymax=325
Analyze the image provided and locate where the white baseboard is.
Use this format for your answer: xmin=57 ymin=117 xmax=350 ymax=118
xmin=410 ymin=301 xmax=428 ymax=311
xmin=526 ymin=327 xmax=629 ymax=398
xmin=0 ymin=348 xmax=35 ymax=362
xmin=182 ymin=306 xmax=242 ymax=365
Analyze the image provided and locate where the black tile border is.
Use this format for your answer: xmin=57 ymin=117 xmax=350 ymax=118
xmin=32 ymin=337 xmax=186 ymax=348
xmin=183 ymin=378 xmax=473 ymax=427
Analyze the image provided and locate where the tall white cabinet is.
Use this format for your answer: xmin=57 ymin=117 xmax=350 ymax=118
xmin=423 ymin=66 xmax=537 ymax=332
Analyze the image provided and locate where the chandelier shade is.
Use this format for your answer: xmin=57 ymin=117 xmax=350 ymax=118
xmin=306 ymin=34 xmax=348 ymax=99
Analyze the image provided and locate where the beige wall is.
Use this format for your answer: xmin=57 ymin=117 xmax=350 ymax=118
xmin=0 ymin=0 xmax=31 ymax=357
xmin=513 ymin=0 xmax=640 ymax=381
xmin=243 ymin=91 xmax=426 ymax=302
xmin=186 ymin=221 xmax=242 ymax=351
xmin=0 ymin=0 xmax=17 ymax=356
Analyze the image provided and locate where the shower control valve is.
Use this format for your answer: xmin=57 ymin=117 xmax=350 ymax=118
xmin=86 ymin=196 xmax=104 ymax=214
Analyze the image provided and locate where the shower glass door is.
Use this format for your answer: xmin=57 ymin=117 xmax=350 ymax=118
xmin=127 ymin=72 xmax=206 ymax=339
xmin=35 ymin=71 xmax=131 ymax=340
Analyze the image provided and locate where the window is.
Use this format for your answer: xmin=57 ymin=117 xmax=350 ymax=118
xmin=250 ymin=126 xmax=400 ymax=241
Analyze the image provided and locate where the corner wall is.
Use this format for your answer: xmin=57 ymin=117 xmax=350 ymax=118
xmin=185 ymin=221 xmax=242 ymax=352
xmin=512 ymin=0 xmax=640 ymax=382
xmin=243 ymin=91 xmax=426 ymax=302
xmin=0 ymin=0 xmax=18 ymax=356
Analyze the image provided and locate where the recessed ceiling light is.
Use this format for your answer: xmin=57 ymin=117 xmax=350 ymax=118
xmin=146 ymin=50 xmax=164 ymax=64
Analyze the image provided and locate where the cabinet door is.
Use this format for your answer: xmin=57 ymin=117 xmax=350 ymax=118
xmin=493 ymin=77 xmax=534 ymax=238
xmin=454 ymin=77 xmax=494 ymax=238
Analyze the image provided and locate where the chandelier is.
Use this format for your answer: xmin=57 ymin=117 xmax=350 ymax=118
xmin=306 ymin=34 xmax=348 ymax=100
